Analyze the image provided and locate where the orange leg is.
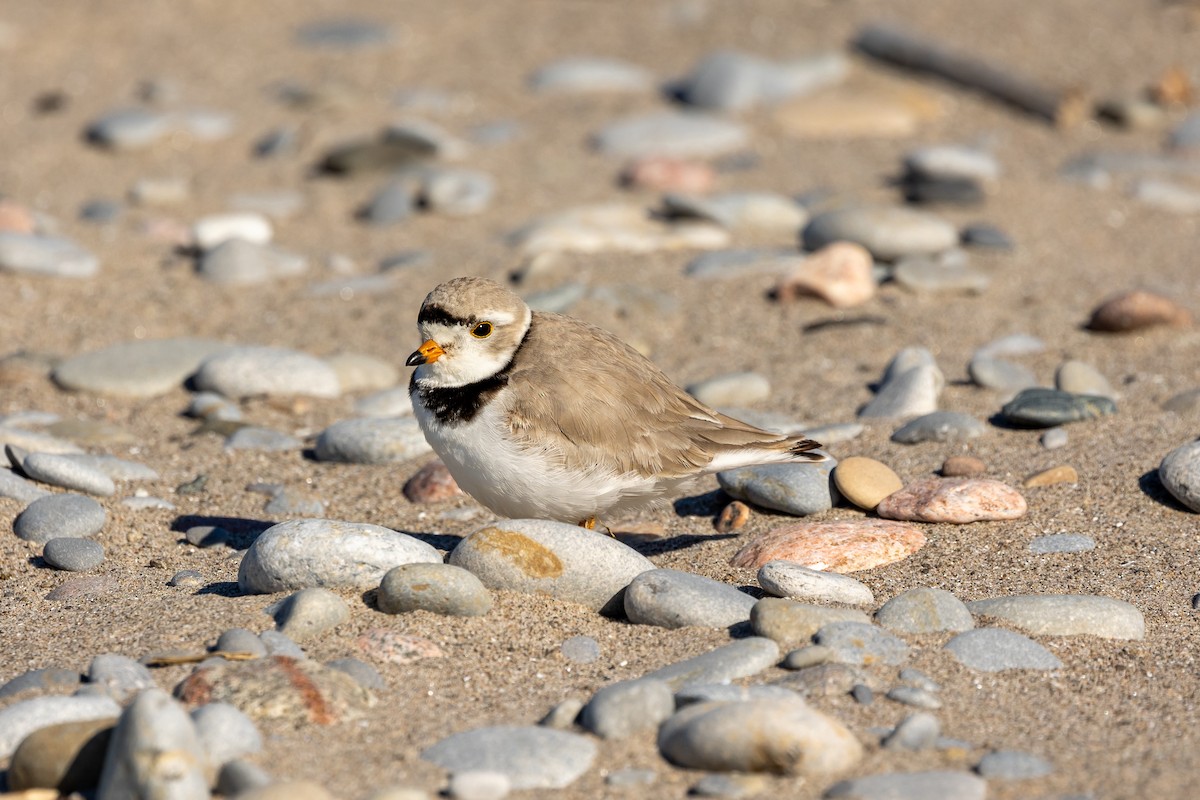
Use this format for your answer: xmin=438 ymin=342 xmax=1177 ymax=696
xmin=578 ymin=517 xmax=597 ymax=530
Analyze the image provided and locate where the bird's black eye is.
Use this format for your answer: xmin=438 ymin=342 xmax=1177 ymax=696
xmin=471 ymin=321 xmax=493 ymax=338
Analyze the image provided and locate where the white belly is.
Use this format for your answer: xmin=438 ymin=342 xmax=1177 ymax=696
xmin=413 ymin=393 xmax=663 ymax=522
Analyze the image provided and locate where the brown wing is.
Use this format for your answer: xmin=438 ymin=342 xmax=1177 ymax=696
xmin=502 ymin=312 xmax=818 ymax=478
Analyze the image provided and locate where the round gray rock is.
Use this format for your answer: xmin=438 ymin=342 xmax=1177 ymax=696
xmin=0 ymin=232 xmax=99 ymax=278
xmin=197 ymin=239 xmax=308 ymax=286
xmin=42 ymin=537 xmax=104 ymax=571
xmin=624 ymin=568 xmax=756 ymax=629
xmin=191 ymin=702 xmax=263 ymax=770
xmin=814 ymin=621 xmax=910 ymax=666
xmin=944 ymin=628 xmax=1063 ymax=672
xmin=530 ymin=57 xmax=654 ymax=94
xmin=53 ymin=338 xmax=231 ymax=397
xmin=14 ymin=493 xmax=106 ymax=544
xmin=643 ymin=638 xmax=780 ymax=690
xmin=1160 ymin=440 xmax=1200 ymax=512
xmin=378 ymin=563 xmax=493 ymax=616
xmin=890 ymin=412 xmax=985 ymax=444
xmin=580 ymin=678 xmax=674 ymax=739
xmin=802 ymin=206 xmax=958 ymax=261
xmin=421 ymin=726 xmax=596 ymax=790
xmin=86 ymin=654 xmax=156 ymax=703
xmin=314 ymin=417 xmax=431 ymax=464
xmin=717 ymin=459 xmax=837 ymax=516
xmin=875 ymin=587 xmax=974 ymax=634
xmin=268 ymin=587 xmax=351 ymax=641
xmin=238 ymin=518 xmax=442 ymax=594
xmin=968 ymin=355 xmax=1039 ymax=393
xmin=194 ymin=346 xmax=340 ymax=399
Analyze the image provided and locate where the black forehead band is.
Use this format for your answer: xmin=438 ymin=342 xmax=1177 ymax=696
xmin=418 ymin=304 xmax=473 ymax=327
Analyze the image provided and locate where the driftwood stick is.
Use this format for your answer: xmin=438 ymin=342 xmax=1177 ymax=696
xmin=854 ymin=23 xmax=1087 ymax=127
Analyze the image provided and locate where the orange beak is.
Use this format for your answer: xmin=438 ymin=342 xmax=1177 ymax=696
xmin=406 ymin=339 xmax=445 ymax=366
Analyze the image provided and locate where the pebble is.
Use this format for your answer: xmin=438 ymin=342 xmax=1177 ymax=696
xmin=732 ymin=519 xmax=927 ymax=572
xmin=717 ymin=458 xmax=837 ymax=516
xmin=944 ymin=628 xmax=1063 ymax=672
xmin=130 ymin=177 xmax=190 ymax=207
xmin=891 ymin=411 xmax=985 ymax=444
xmin=216 ymin=628 xmax=269 ymax=658
xmin=14 ymin=493 xmax=106 ymax=544
xmin=192 ymin=213 xmax=272 ymax=250
xmin=714 ymin=499 xmax=751 ymax=532
xmin=976 ymin=749 xmax=1053 ymax=780
xmin=21 ymin=452 xmax=115 ymax=496
xmin=449 ymin=770 xmax=511 ymax=800
xmin=560 ymin=636 xmax=601 ymax=665
xmin=417 ymin=167 xmax=496 ymax=216
xmin=327 ymin=658 xmax=387 ymax=691
xmin=185 ymin=525 xmax=232 ymax=549
xmin=238 ymin=518 xmax=441 ymax=594
xmin=901 ymin=175 xmax=985 ymax=206
xmin=579 ymin=678 xmax=675 ymax=739
xmin=967 ymin=356 xmax=1038 ymax=394
xmin=775 ymin=90 xmax=924 ymax=139
xmin=0 ymin=467 xmax=51 ymax=503
xmin=1029 ymin=533 xmax=1095 ymax=554
xmin=859 ymin=365 xmax=943 ymax=419
xmin=774 ymin=242 xmax=876 ymax=308
xmin=624 ymin=568 xmax=756 ymax=629
xmin=87 ymin=654 xmax=156 ymax=703
xmin=314 ymin=417 xmax=431 ymax=463
xmin=169 ymin=570 xmax=204 ymax=588
xmin=1087 ymin=289 xmax=1192 ymax=332
xmin=0 ymin=232 xmax=99 ymax=278
xmin=1056 ymin=360 xmax=1115 ymax=399
xmin=1023 ymin=465 xmax=1079 ymax=487
xmin=851 ymin=684 xmax=874 ymax=705
xmin=421 ymin=726 xmax=596 ymax=790
xmin=529 ymin=57 xmax=654 ymax=93
xmin=606 ymin=768 xmax=657 ymax=788
xmin=834 ymin=456 xmax=902 ymax=510
xmin=814 ymin=621 xmax=910 ymax=666
xmin=620 ymin=157 xmax=715 ymax=194
xmin=325 ymin=352 xmax=400 ymax=393
xmin=7 ymin=716 xmax=113 ymax=793
xmin=802 ymin=206 xmax=958 ymax=261
xmin=662 ymin=191 xmax=807 ymax=231
xmin=657 ymin=697 xmax=862 ymax=776
xmin=45 ymin=575 xmax=119 ymax=600
xmin=191 ymin=701 xmax=263 ymax=769
xmin=216 ymin=760 xmax=273 ymax=796
xmin=591 ymin=112 xmax=750 ymax=159
xmin=1158 ymin=440 xmax=1200 ymax=512
xmin=197 ymin=238 xmax=308 ymax=285
xmin=42 ymin=537 xmax=104 ymax=571
xmin=0 ymin=694 xmax=120 ymax=758
xmin=643 ymin=637 xmax=780 ymax=690
xmin=883 ymin=711 xmax=941 ymax=750
xmin=685 ymin=248 xmax=802 ymax=279
xmin=877 ymin=477 xmax=1027 ymax=523
xmin=676 ymin=684 xmax=800 ymax=706
xmin=226 ymin=426 xmax=303 ymax=451
xmin=825 ymin=770 xmax=986 ymax=800
xmin=673 ymin=50 xmax=848 ymax=111
xmin=960 ymin=222 xmax=1015 ymax=250
xmin=938 ymin=455 xmax=982 ymax=478
xmin=448 ymin=519 xmax=655 ymax=616
xmin=966 ymin=594 xmax=1145 ymax=640
xmin=377 ymin=563 xmax=493 ymax=616
xmin=511 ymin=203 xmax=729 ymax=256
xmin=57 ymin=454 xmax=158 ymax=482
xmin=875 ymin=587 xmax=974 ymax=634
xmin=688 ymin=370 xmax=771 ymax=406
xmin=403 ymin=460 xmax=464 ymax=503
xmin=1041 ymin=427 xmax=1069 ymax=449
xmin=0 ymin=667 xmax=81 ymax=698
xmin=187 ymin=391 xmax=243 ymax=422
xmin=887 ymin=685 xmax=942 ymax=710
xmin=891 ymin=250 xmax=990 ymax=294
xmin=195 ymin=346 xmax=340 ymax=399
xmin=296 ymin=18 xmax=393 ymax=48
xmin=1000 ymin=387 xmax=1116 ymax=428
xmin=269 ymin=587 xmax=351 ymax=641
xmin=757 ymin=560 xmax=875 ymax=606
xmin=95 ymin=688 xmax=211 ymax=800
xmin=903 ymin=144 xmax=1000 ymax=182
xmin=750 ymin=599 xmax=870 ymax=647
xmin=540 ymin=698 xmax=585 ymax=729
xmin=84 ymin=107 xmax=172 ymax=150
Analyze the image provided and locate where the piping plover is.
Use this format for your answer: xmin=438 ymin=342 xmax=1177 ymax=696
xmin=406 ymin=277 xmax=825 ymax=527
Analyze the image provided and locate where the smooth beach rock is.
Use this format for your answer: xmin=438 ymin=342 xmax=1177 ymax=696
xmin=0 ymin=466 xmax=50 ymax=503
xmin=592 ymin=112 xmax=750 ymax=159
xmin=717 ymin=459 xmax=837 ymax=516
xmin=686 ymin=248 xmax=802 ymax=280
xmin=757 ymin=561 xmax=874 ymax=606
xmin=448 ymin=519 xmax=655 ymax=615
xmin=1022 ymin=465 xmax=1078 ymax=487
xmin=802 ymin=206 xmax=958 ymax=261
xmin=422 ymin=726 xmax=596 ymax=790
xmin=579 ymin=678 xmax=674 ymax=739
xmin=624 ymin=568 xmax=756 ymax=629
xmin=833 ymin=456 xmax=902 ymax=510
xmin=53 ymin=338 xmax=230 ymax=397
xmin=377 ymin=563 xmax=493 ymax=616
xmin=673 ymin=50 xmax=848 ymax=111
xmin=1055 ymin=359 xmax=1115 ymax=400
xmin=191 ymin=702 xmax=263 ymax=771
xmin=968 ymin=355 xmax=1039 ymax=393
xmin=269 ymin=588 xmax=351 ymax=641
xmin=976 ymin=749 xmax=1053 ymax=780
xmin=0 ymin=667 xmax=82 ymax=699
xmin=875 ymin=587 xmax=974 ymax=634
xmin=966 ymin=594 xmax=1145 ymax=640
xmin=883 ymin=711 xmax=941 ymax=750
xmin=529 ymin=57 xmax=654 ymax=94
xmin=1087 ymin=290 xmax=1191 ymax=332
xmin=944 ymin=628 xmax=1063 ymax=672
xmin=194 ymin=346 xmax=340 ymax=399
xmin=877 ymin=477 xmax=1027 ymax=523
xmin=314 ymin=417 xmax=431 ymax=464
xmin=191 ymin=213 xmax=272 ymax=250
xmin=859 ymin=364 xmax=943 ymax=419
xmin=643 ymin=638 xmax=780 ymax=690
xmin=511 ymin=203 xmax=729 ymax=256
xmin=0 ymin=694 xmax=121 ymax=759
xmin=941 ymin=456 xmax=987 ymax=477
xmin=0 ymin=232 xmax=99 ymax=278
xmin=238 ymin=518 xmax=441 ymax=594
xmin=904 ymin=144 xmax=1000 ymax=182
xmin=892 ymin=253 xmax=990 ymax=294
xmin=662 ymin=191 xmax=807 ymax=231
xmin=657 ymin=697 xmax=862 ymax=776
xmin=890 ymin=411 xmax=985 ymax=444
xmin=403 ymin=460 xmax=464 ymax=503
xmin=21 ymin=452 xmax=115 ymax=496
xmin=14 ymin=493 xmax=106 ymax=544
xmin=774 ymin=242 xmax=875 ymax=308
xmin=1159 ymin=440 xmax=1200 ymax=512
xmin=750 ymin=599 xmax=871 ymax=647
xmin=86 ymin=655 xmax=157 ymax=703
xmin=732 ymin=519 xmax=927 ymax=572
xmin=7 ymin=716 xmax=114 ymax=793
xmin=814 ymin=621 xmax=910 ymax=666
xmin=825 ymin=770 xmax=986 ymax=800
xmin=197 ymin=239 xmax=308 ymax=285
xmin=1000 ymin=387 xmax=1116 ymax=428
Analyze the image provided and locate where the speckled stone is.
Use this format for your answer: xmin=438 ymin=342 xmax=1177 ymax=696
xmin=875 ymin=587 xmax=974 ymax=634
xmin=1159 ymin=440 xmax=1200 ymax=512
xmin=877 ymin=477 xmax=1027 ymax=523
xmin=14 ymin=493 xmax=106 ymax=544
xmin=717 ymin=459 xmax=838 ymax=516
xmin=750 ymin=599 xmax=870 ymax=647
xmin=732 ymin=519 xmax=927 ymax=572
xmin=890 ymin=411 xmax=985 ymax=444
xmin=814 ymin=621 xmax=910 ymax=666
xmin=944 ymin=628 xmax=1063 ymax=672
xmin=42 ymin=537 xmax=105 ymax=571
xmin=757 ymin=561 xmax=874 ymax=606
xmin=624 ymin=568 xmax=756 ymax=629
xmin=966 ymin=594 xmax=1145 ymax=640
xmin=377 ymin=563 xmax=493 ymax=617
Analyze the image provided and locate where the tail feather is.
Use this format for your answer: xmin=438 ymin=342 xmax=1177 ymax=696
xmin=704 ymin=435 xmax=828 ymax=473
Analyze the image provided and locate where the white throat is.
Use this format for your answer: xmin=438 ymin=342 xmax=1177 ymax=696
xmin=414 ymin=307 xmax=531 ymax=389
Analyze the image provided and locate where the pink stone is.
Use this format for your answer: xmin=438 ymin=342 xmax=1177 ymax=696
xmin=775 ymin=241 xmax=875 ymax=308
xmin=876 ymin=477 xmax=1027 ymax=523
xmin=403 ymin=459 xmax=463 ymax=503
xmin=620 ymin=156 xmax=716 ymax=194
xmin=0 ymin=200 xmax=36 ymax=234
xmin=730 ymin=519 xmax=926 ymax=573
xmin=356 ymin=629 xmax=444 ymax=664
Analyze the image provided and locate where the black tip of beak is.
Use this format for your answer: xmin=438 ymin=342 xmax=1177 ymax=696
xmin=405 ymin=351 xmax=426 ymax=367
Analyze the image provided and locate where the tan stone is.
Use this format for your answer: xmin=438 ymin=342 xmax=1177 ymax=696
xmin=731 ymin=519 xmax=927 ymax=572
xmin=8 ymin=717 xmax=115 ymax=792
xmin=1087 ymin=290 xmax=1191 ymax=332
xmin=750 ymin=598 xmax=871 ymax=646
xmin=877 ymin=477 xmax=1027 ymax=523
xmin=941 ymin=455 xmax=987 ymax=477
xmin=833 ymin=456 xmax=903 ymax=510
xmin=1023 ymin=465 xmax=1079 ymax=487
xmin=775 ymin=242 xmax=875 ymax=308
xmin=776 ymin=92 xmax=919 ymax=138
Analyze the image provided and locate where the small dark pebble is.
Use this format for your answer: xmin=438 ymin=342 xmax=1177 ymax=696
xmin=175 ymin=474 xmax=209 ymax=495
xmin=851 ymin=683 xmax=874 ymax=705
xmin=901 ymin=175 xmax=984 ymax=205
xmin=715 ymin=500 xmax=751 ymax=532
xmin=185 ymin=525 xmax=231 ymax=548
xmin=168 ymin=570 xmax=204 ymax=588
xmin=961 ymin=222 xmax=1014 ymax=250
xmin=79 ymin=199 xmax=123 ymax=224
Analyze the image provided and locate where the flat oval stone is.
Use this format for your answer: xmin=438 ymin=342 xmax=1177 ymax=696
xmin=833 ymin=456 xmax=902 ymax=510
xmin=944 ymin=628 xmax=1063 ymax=672
xmin=197 ymin=239 xmax=308 ymax=285
xmin=732 ymin=519 xmax=927 ymax=572
xmin=966 ymin=594 xmax=1145 ymax=640
xmin=1028 ymin=533 xmax=1095 ymax=554
xmin=580 ymin=678 xmax=674 ymax=739
xmin=1022 ymin=465 xmax=1078 ymax=487
xmin=1055 ymin=359 xmax=1115 ymax=399
xmin=891 ymin=254 xmax=990 ymax=294
xmin=1159 ymin=440 xmax=1200 ymax=512
xmin=904 ymin=145 xmax=1000 ymax=182
xmin=592 ymin=112 xmax=750 ymax=159
xmin=238 ymin=518 xmax=441 ymax=594
xmin=43 ymin=537 xmax=105 ymax=571
xmin=22 ymin=452 xmax=115 ymax=496
xmin=751 ymin=598 xmax=870 ymax=647
xmin=191 ymin=701 xmax=263 ymax=770
xmin=875 ymin=587 xmax=974 ymax=634
xmin=665 ymin=191 xmax=807 ymax=232
xmin=968 ymin=355 xmax=1039 ymax=393
xmin=314 ymin=417 xmax=430 ymax=464
xmin=0 ymin=467 xmax=50 ymax=503
xmin=717 ymin=459 xmax=837 ymax=517
xmin=941 ymin=456 xmax=987 ymax=477
xmin=657 ymin=697 xmax=862 ymax=776
xmin=976 ymin=750 xmax=1053 ymax=780
xmin=825 ymin=770 xmax=986 ymax=800
xmin=14 ymin=493 xmax=106 ymax=544
xmin=511 ymin=203 xmax=729 ymax=256
xmin=195 ymin=346 xmax=339 ymax=399
xmin=0 ymin=233 xmax=99 ymax=278
xmin=890 ymin=411 xmax=985 ymax=444
xmin=643 ymin=638 xmax=780 ymax=690
xmin=757 ymin=561 xmax=874 ymax=606
xmin=56 ymin=454 xmax=158 ymax=482
xmin=529 ymin=57 xmax=654 ymax=94
xmin=1000 ymin=387 xmax=1116 ymax=428
xmin=448 ymin=519 xmax=654 ymax=616
xmin=421 ymin=726 xmax=596 ymax=790
xmin=84 ymin=107 xmax=172 ymax=150
xmin=877 ymin=477 xmax=1027 ymax=523
xmin=54 ymin=338 xmax=231 ymax=397
xmin=624 ymin=568 xmax=756 ymax=629
xmin=269 ymin=588 xmax=351 ymax=641
xmin=814 ymin=621 xmax=910 ymax=666
xmin=802 ymin=206 xmax=958 ymax=261
xmin=377 ymin=562 xmax=493 ymax=617
xmin=1087 ymin=289 xmax=1191 ymax=332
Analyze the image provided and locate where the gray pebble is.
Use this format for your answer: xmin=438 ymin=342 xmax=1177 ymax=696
xmin=751 ymin=598 xmax=870 ymax=648
xmin=421 ymin=726 xmax=596 ymax=790
xmin=296 ymin=18 xmax=392 ymax=48
xmin=168 ymin=570 xmax=204 ymax=588
xmin=1056 ymin=360 xmax=1115 ymax=400
xmin=191 ymin=701 xmax=262 ymax=769
xmin=592 ymin=111 xmax=749 ymax=159
xmin=976 ymin=749 xmax=1053 ymax=780
xmin=225 ymin=426 xmax=302 ymax=452
xmin=775 ymin=662 xmax=864 ymax=697
xmin=95 ymin=688 xmax=208 ymax=800
xmin=944 ymin=628 xmax=1063 ymax=672
xmin=580 ymin=678 xmax=674 ymax=739
xmin=688 ymin=370 xmax=771 ymax=406
xmin=689 ymin=774 xmax=767 ymax=798
xmin=354 ymin=387 xmax=414 ymax=418
xmin=195 ymin=346 xmax=338 ymax=399
xmin=0 ymin=694 xmax=121 ymax=759
xmin=42 ymin=537 xmax=104 ymax=571
xmin=314 ymin=417 xmax=431 ymax=463
xmin=891 ymin=411 xmax=985 ymax=444
xmin=186 ymin=391 xmax=243 ymax=422
xmin=448 ymin=770 xmax=510 ymax=800
xmin=1029 ymin=533 xmax=1095 ymax=554
xmin=185 ymin=525 xmax=232 ymax=548
xmin=803 ymin=206 xmax=958 ymax=261
xmin=529 ymin=57 xmax=654 ymax=94
xmin=664 ymin=191 xmax=807 ymax=232
xmin=0 ymin=666 xmax=81 ymax=698
xmin=898 ymin=667 xmax=939 ymax=692
xmin=57 ymin=454 xmax=158 ymax=482
xmin=1041 ymin=427 xmax=1069 ymax=449
xmin=826 ymin=770 xmax=986 ymax=800
xmin=0 ymin=466 xmax=51 ymax=503
xmin=258 ymin=630 xmax=305 ymax=659
xmin=14 ymin=493 xmax=106 ymax=544
xmin=886 ymin=685 xmax=942 ymax=710
xmin=966 ymin=594 xmax=1144 ymax=640
xmin=875 ymin=587 xmax=974 ymax=634
xmin=86 ymin=654 xmax=155 ymax=703
xmin=757 ymin=560 xmax=874 ymax=606
xmin=80 ymin=198 xmax=124 ymax=223
xmin=605 ymin=768 xmax=657 ymax=787
xmin=0 ymin=232 xmax=99 ymax=278
xmin=891 ymin=253 xmax=990 ymax=294
xmin=904 ymin=144 xmax=999 ymax=182
xmin=215 ymin=628 xmax=268 ymax=658
xmin=624 ymin=568 xmax=755 ymax=629
xmin=0 ymin=428 xmax=80 ymax=458
xmin=882 ymin=711 xmax=940 ymax=750
xmin=55 ymin=338 xmax=230 ymax=398
xmin=968 ymin=355 xmax=1039 ymax=393
xmin=961 ymin=222 xmax=1014 ymax=250
xmin=560 ymin=636 xmax=601 ymax=665
xmin=327 ymin=658 xmax=386 ymax=691
xmin=717 ymin=458 xmax=838 ymax=516
xmin=782 ymin=645 xmax=834 ymax=670
xmin=675 ymin=50 xmax=848 ymax=111
xmin=1000 ymin=387 xmax=1116 ymax=428
xmin=22 ymin=452 xmax=116 ymax=496
xmin=814 ymin=621 xmax=910 ymax=666
xmin=860 ymin=363 xmax=942 ymax=419
xmin=378 ymin=563 xmax=493 ymax=617
xmin=1159 ymin=440 xmax=1200 ymax=512
xmin=268 ymin=587 xmax=351 ymax=641
xmin=85 ymin=107 xmax=172 ymax=150
xmin=675 ymin=684 xmax=800 ymax=706
xmin=851 ymin=684 xmax=874 ymax=705
xmin=360 ymin=180 xmax=417 ymax=225
xmin=539 ymin=698 xmax=585 ymax=730
xmin=197 ymin=239 xmax=308 ymax=286
xmin=420 ymin=167 xmax=495 ymax=216
xmin=684 ymin=248 xmax=802 ymax=280
xmin=643 ymin=637 xmax=780 ymax=690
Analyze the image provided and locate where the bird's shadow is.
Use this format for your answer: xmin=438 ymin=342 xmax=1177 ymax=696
xmin=171 ymin=515 xmax=274 ymax=549
xmin=402 ymin=531 xmax=464 ymax=553
xmin=194 ymin=582 xmax=242 ymax=597
xmin=1138 ymin=469 xmax=1193 ymax=512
